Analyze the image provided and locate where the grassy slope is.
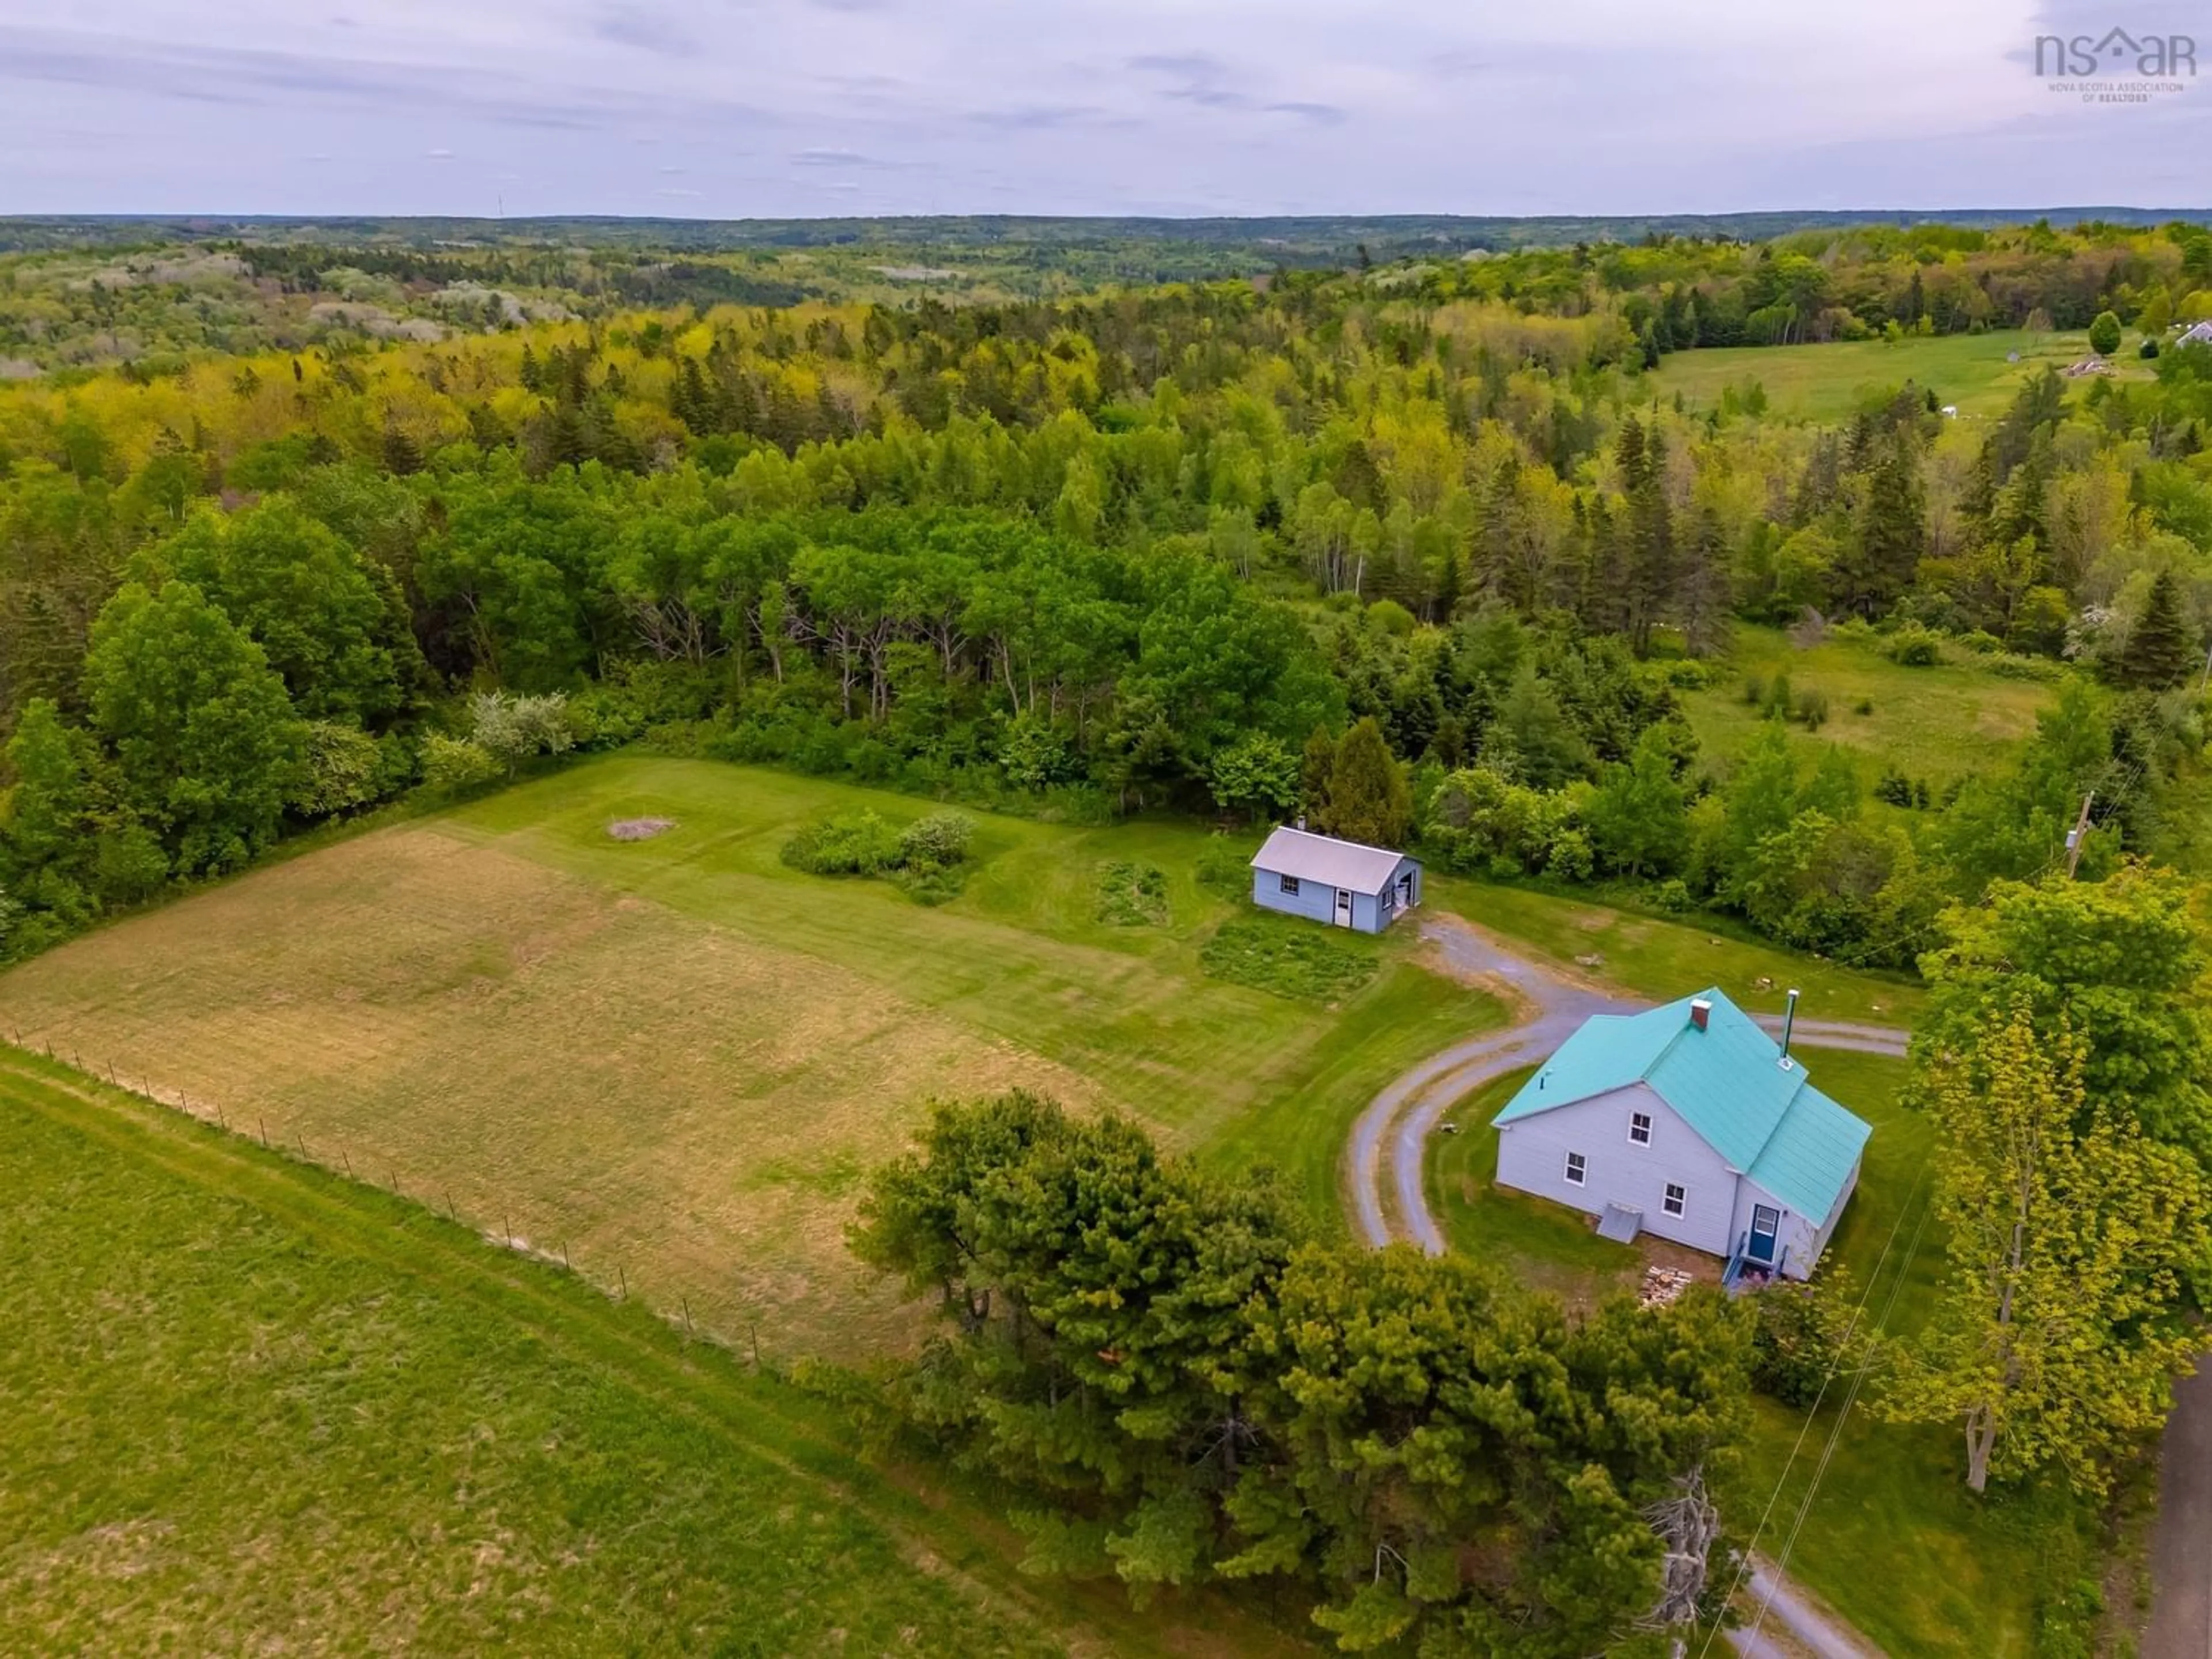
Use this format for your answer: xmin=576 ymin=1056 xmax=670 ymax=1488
xmin=1653 ymin=325 xmax=2153 ymax=422
xmin=0 ymin=1048 xmax=1307 ymax=1656
xmin=0 ymin=756 xmax=1501 ymax=1357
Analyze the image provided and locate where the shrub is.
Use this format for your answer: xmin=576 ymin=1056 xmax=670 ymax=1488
xmin=781 ymin=810 xmax=903 ymax=876
xmin=93 ymin=826 xmax=170 ymax=905
xmin=1195 ymin=833 xmax=1256 ymax=898
xmin=1652 ymin=877 xmax=1691 ymax=912
xmin=1793 ymin=688 xmax=1830 ymax=729
xmin=1741 ymin=674 xmax=1767 ymax=707
xmin=1883 ymin=624 xmax=1943 ymax=667
xmin=1749 ymin=1272 xmax=1862 ymax=1406
xmin=290 ymin=721 xmax=388 ymax=817
xmin=897 ymin=810 xmax=974 ymax=870
xmin=1545 ymin=827 xmax=1594 ymax=882
xmin=418 ymin=732 xmax=502 ymax=794
xmin=1851 ymin=696 xmax=1874 ymax=717
xmin=467 ymin=690 xmax=575 ymax=772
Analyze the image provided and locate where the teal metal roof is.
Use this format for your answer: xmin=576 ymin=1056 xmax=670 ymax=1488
xmin=1493 ymin=988 xmax=1872 ymax=1223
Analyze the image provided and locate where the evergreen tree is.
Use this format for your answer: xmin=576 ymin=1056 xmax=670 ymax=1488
xmin=2118 ymin=569 xmax=2196 ymax=689
xmin=1298 ymin=726 xmax=1338 ymax=822
xmin=1844 ymin=429 xmax=1925 ymax=615
xmin=1320 ymin=717 xmax=1411 ymax=846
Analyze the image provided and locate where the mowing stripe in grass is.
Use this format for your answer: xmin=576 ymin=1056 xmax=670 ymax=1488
xmin=0 ymin=1047 xmax=1310 ymax=1657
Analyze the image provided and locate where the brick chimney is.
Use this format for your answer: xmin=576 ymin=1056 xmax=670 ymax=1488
xmin=1690 ymin=998 xmax=1712 ymax=1033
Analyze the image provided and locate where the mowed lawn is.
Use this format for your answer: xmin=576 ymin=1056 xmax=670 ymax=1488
xmin=1430 ymin=874 xmax=1925 ymax=1028
xmin=0 ymin=1050 xmax=1309 ymax=1657
xmin=0 ymin=756 xmax=1501 ymax=1358
xmin=1652 ymin=325 xmax=2153 ymax=423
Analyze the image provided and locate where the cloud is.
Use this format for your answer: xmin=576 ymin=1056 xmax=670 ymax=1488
xmin=426 ymin=147 xmax=455 ymax=159
xmin=590 ymin=4 xmax=699 ymax=58
xmin=1265 ymin=101 xmax=1347 ymax=126
xmin=2 ymin=1 xmax=2207 ymax=219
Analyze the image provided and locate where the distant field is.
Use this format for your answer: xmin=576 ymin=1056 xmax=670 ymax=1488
xmin=0 ymin=1051 xmax=1301 ymax=1656
xmin=1652 ymin=325 xmax=2153 ymax=423
xmin=1679 ymin=623 xmax=2055 ymax=790
xmin=0 ymin=757 xmax=1500 ymax=1358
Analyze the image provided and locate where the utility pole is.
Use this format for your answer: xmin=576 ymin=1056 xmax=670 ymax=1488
xmin=2064 ymin=790 xmax=2096 ymax=879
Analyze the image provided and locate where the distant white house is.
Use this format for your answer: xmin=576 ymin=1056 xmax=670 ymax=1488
xmin=2180 ymin=319 xmax=2212 ymax=347
xmin=1491 ymin=988 xmax=1872 ymax=1282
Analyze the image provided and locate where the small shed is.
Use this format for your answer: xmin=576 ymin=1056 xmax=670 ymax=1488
xmin=1248 ymin=827 xmax=1421 ymax=933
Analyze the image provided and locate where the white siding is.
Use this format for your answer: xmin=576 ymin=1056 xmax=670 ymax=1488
xmin=1724 ymin=1160 xmax=1858 ymax=1282
xmin=1494 ymin=1082 xmax=1741 ymax=1258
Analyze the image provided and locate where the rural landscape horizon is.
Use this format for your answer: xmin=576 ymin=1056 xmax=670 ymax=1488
xmin=7 ymin=5 xmax=2212 ymax=1656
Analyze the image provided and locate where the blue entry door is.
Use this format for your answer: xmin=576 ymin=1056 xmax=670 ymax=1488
xmin=1747 ymin=1204 xmax=1781 ymax=1263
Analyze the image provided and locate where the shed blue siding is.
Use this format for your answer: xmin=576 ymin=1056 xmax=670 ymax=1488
xmin=1250 ymin=855 xmax=1421 ymax=934
xmin=1252 ymin=866 xmax=1341 ymax=925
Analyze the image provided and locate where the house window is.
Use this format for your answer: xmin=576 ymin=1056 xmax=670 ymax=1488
xmin=1664 ymin=1183 xmax=1687 ymax=1218
xmin=1564 ymin=1152 xmax=1586 ymax=1187
xmin=1629 ymin=1111 xmax=1652 ymax=1146
xmin=1278 ymin=873 xmax=1300 ymax=895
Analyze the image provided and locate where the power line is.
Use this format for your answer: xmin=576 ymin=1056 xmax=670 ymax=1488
xmin=1744 ymin=1175 xmax=1938 ymax=1652
xmin=1692 ymin=1152 xmax=1936 ymax=1659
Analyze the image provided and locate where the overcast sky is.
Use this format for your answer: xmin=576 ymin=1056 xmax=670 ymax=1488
xmin=3 ymin=0 xmax=2208 ymax=218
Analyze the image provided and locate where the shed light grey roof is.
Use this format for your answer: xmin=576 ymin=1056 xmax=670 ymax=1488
xmin=1249 ymin=827 xmax=1411 ymax=893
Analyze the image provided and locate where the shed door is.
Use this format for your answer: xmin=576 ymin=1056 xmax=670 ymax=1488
xmin=1334 ymin=888 xmax=1353 ymax=927
xmin=1399 ymin=871 xmax=1415 ymax=908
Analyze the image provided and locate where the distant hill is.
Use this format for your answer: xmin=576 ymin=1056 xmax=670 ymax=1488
xmin=6 ymin=207 xmax=2212 ymax=259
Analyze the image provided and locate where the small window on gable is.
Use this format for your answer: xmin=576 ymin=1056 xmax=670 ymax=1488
xmin=1664 ymin=1183 xmax=1687 ymax=1218
xmin=1629 ymin=1110 xmax=1652 ymax=1146
xmin=1564 ymin=1152 xmax=1586 ymax=1187
xmin=1278 ymin=873 xmax=1300 ymax=895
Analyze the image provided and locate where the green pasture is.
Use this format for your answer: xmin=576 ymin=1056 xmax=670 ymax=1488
xmin=0 ymin=1051 xmax=1304 ymax=1655
xmin=1653 ymin=326 xmax=2153 ymax=423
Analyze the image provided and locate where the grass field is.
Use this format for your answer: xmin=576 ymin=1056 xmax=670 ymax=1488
xmin=1653 ymin=325 xmax=2153 ymax=423
xmin=0 ymin=756 xmax=1502 ymax=1358
xmin=0 ymin=1048 xmax=1307 ymax=1656
xmin=1678 ymin=622 xmax=2055 ymax=792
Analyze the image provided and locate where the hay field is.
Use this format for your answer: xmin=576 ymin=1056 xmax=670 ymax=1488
xmin=0 ymin=1051 xmax=1305 ymax=1657
xmin=0 ymin=756 xmax=1497 ymax=1357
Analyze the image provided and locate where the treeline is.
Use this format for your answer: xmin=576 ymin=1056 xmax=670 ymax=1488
xmin=4 ymin=247 xmax=2211 ymax=964
xmin=850 ymin=1089 xmax=1749 ymax=1656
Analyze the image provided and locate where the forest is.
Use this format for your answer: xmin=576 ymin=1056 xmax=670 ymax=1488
xmin=5 ymin=215 xmax=2211 ymax=975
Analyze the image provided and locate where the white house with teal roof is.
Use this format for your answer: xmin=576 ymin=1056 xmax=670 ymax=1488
xmin=1491 ymin=987 xmax=1870 ymax=1282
